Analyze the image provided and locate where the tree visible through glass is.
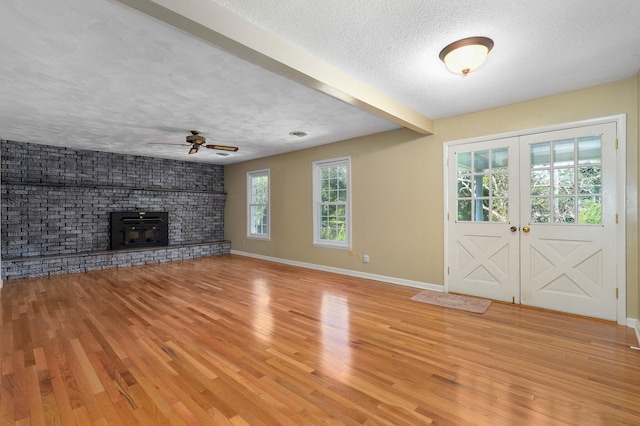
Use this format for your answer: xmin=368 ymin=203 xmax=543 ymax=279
xmin=320 ymin=164 xmax=347 ymax=241
xmin=456 ymin=148 xmax=509 ymax=222
xmin=530 ymin=136 xmax=602 ymax=224
xmin=250 ymin=174 xmax=269 ymax=235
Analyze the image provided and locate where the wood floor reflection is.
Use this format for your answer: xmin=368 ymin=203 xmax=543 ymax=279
xmin=1 ymin=254 xmax=639 ymax=425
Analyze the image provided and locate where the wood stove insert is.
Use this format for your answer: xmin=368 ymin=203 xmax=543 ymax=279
xmin=110 ymin=212 xmax=168 ymax=250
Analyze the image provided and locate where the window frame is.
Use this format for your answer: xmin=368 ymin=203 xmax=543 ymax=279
xmin=312 ymin=156 xmax=351 ymax=249
xmin=247 ymin=169 xmax=270 ymax=240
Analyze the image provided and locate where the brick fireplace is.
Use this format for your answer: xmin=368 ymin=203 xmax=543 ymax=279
xmin=1 ymin=140 xmax=231 ymax=280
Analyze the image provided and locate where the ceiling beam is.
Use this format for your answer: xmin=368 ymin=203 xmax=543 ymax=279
xmin=116 ymin=0 xmax=434 ymax=135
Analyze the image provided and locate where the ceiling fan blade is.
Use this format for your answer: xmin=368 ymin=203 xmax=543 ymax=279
xmin=205 ymin=144 xmax=239 ymax=152
xmin=148 ymin=143 xmax=190 ymax=146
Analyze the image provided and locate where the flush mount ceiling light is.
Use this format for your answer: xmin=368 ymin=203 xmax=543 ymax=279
xmin=439 ymin=36 xmax=494 ymax=76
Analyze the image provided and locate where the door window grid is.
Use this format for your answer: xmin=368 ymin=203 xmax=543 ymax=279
xmin=530 ymin=136 xmax=602 ymax=224
xmin=456 ymin=148 xmax=509 ymax=222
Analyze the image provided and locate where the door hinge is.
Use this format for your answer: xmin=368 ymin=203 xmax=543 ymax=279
xmin=616 ymin=288 xmax=619 ymax=299
xmin=615 ymin=138 xmax=619 ymax=149
xmin=447 ymin=212 xmax=450 ymax=221
xmin=512 ymin=296 xmax=515 ymax=304
xmin=447 ymin=158 xmax=450 ymax=167
xmin=616 ymin=213 xmax=619 ymax=224
xmin=447 ymin=267 xmax=450 ymax=275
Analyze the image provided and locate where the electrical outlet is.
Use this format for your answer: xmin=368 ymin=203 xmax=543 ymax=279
xmin=363 ymin=254 xmax=370 ymax=263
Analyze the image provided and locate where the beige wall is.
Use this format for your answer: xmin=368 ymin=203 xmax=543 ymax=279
xmin=225 ymin=78 xmax=639 ymax=319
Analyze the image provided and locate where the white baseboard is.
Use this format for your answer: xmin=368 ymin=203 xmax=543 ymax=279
xmin=626 ymin=318 xmax=640 ymax=347
xmin=230 ymin=250 xmax=443 ymax=292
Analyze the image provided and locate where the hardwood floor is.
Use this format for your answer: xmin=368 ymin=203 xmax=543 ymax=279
xmin=1 ymin=254 xmax=639 ymax=425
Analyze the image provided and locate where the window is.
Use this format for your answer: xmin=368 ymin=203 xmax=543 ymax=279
xmin=247 ymin=169 xmax=270 ymax=239
xmin=456 ymin=148 xmax=509 ymax=222
xmin=313 ymin=157 xmax=351 ymax=249
xmin=529 ymin=136 xmax=602 ymax=224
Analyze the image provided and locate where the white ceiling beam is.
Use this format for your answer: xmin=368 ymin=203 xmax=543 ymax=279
xmin=116 ymin=0 xmax=434 ymax=135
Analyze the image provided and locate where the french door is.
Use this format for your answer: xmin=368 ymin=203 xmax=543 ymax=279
xmin=447 ymin=122 xmax=618 ymax=321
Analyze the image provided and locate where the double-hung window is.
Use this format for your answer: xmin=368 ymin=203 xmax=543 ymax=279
xmin=247 ymin=169 xmax=270 ymax=239
xmin=312 ymin=157 xmax=351 ymax=249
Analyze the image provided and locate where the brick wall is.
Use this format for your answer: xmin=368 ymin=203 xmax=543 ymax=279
xmin=1 ymin=140 xmax=230 ymax=279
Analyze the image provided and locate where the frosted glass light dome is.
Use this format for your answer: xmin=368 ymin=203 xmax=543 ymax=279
xmin=440 ymin=37 xmax=494 ymax=76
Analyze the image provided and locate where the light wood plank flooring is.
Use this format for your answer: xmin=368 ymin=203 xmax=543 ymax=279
xmin=1 ymin=254 xmax=639 ymax=425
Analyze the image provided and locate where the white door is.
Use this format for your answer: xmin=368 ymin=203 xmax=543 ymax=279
xmin=448 ymin=123 xmax=618 ymax=320
xmin=448 ymin=137 xmax=521 ymax=303
xmin=519 ymin=123 xmax=617 ymax=320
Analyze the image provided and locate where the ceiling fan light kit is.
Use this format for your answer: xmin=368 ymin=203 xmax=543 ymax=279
xmin=186 ymin=131 xmax=207 ymax=146
xmin=439 ymin=36 xmax=494 ymax=76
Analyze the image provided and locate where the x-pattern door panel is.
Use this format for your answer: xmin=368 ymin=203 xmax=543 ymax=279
xmin=452 ymin=224 xmax=518 ymax=302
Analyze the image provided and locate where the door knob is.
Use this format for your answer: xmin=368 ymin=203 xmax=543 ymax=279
xmin=510 ymin=226 xmax=518 ymax=232
xmin=522 ymin=226 xmax=531 ymax=233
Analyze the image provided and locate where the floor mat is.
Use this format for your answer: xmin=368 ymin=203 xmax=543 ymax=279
xmin=410 ymin=290 xmax=492 ymax=314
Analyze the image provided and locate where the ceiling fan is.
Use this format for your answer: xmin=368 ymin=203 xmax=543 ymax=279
xmin=152 ymin=131 xmax=239 ymax=155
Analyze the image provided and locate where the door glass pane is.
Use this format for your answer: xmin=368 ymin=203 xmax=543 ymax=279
xmin=492 ymin=148 xmax=508 ymax=171
xmin=491 ymin=172 xmax=508 ymax=197
xmin=553 ymin=168 xmax=575 ymax=195
xmin=491 ymin=199 xmax=508 ymax=222
xmin=531 ymin=198 xmax=550 ymax=223
xmin=474 ymin=150 xmax=490 ymax=173
xmin=458 ymin=175 xmax=472 ymax=197
xmin=531 ymin=170 xmax=550 ymax=196
xmin=554 ymin=197 xmax=575 ymax=223
xmin=475 ymin=175 xmax=489 ymax=197
xmin=578 ymin=196 xmax=602 ymax=224
xmin=553 ymin=139 xmax=574 ymax=166
xmin=476 ymin=199 xmax=490 ymax=221
xmin=457 ymin=152 xmax=472 ymax=174
xmin=578 ymin=166 xmax=601 ymax=194
xmin=531 ymin=142 xmax=550 ymax=168
xmin=578 ymin=136 xmax=601 ymax=164
xmin=458 ymin=200 xmax=472 ymax=221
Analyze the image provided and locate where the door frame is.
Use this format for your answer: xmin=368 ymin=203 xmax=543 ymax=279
xmin=443 ymin=114 xmax=627 ymax=325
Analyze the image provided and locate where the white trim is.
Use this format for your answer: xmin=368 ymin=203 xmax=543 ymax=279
xmin=633 ymin=319 xmax=640 ymax=346
xmin=443 ymin=114 xmax=627 ymax=325
xmin=444 ymin=114 xmax=627 ymax=147
xmin=615 ymin=115 xmax=627 ymax=325
xmin=443 ymin=145 xmax=450 ymax=293
xmin=231 ymin=250 xmax=443 ymax=292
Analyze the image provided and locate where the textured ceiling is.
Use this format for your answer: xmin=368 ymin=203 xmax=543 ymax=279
xmin=215 ymin=0 xmax=640 ymax=119
xmin=1 ymin=0 xmax=639 ymax=164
